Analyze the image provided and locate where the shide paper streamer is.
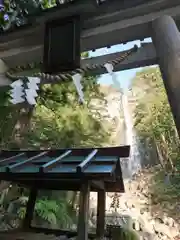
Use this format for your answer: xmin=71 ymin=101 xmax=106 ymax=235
xmin=72 ymin=73 xmax=85 ymax=104
xmin=10 ymin=77 xmax=41 ymax=105
xmin=10 ymin=79 xmax=25 ymax=105
xmin=104 ymin=63 xmax=121 ymax=90
xmin=25 ymin=77 xmax=41 ymax=105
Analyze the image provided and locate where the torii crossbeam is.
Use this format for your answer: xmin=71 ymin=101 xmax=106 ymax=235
xmin=1 ymin=0 xmax=180 ymax=139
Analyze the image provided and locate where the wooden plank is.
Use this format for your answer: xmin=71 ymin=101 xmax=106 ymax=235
xmin=151 ymin=15 xmax=180 ymax=138
xmin=84 ymin=164 xmax=114 ymax=173
xmin=48 ymin=164 xmax=77 ymax=173
xmin=0 ymin=153 xmax=25 ymax=165
xmin=64 ymin=146 xmax=130 ymax=158
xmin=76 ymin=149 xmax=98 ymax=173
xmin=39 ymin=150 xmax=72 ymax=172
xmin=6 ymin=151 xmax=48 ymax=172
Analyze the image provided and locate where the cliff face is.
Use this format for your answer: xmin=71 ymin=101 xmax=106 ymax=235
xmin=89 ymin=85 xmax=180 ymax=240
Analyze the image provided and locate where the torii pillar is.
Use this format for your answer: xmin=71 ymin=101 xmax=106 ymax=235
xmin=151 ymin=16 xmax=180 ymax=138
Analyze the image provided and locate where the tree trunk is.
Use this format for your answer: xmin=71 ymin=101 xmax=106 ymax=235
xmin=12 ymin=104 xmax=34 ymax=149
xmin=160 ymin=134 xmax=174 ymax=171
xmin=155 ymin=141 xmax=165 ymax=169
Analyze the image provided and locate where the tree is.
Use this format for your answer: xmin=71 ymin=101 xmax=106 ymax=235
xmin=132 ymin=67 xmax=180 ymax=220
xmin=132 ymin=67 xmax=180 ymax=172
xmin=0 ymin=0 xmax=72 ymax=31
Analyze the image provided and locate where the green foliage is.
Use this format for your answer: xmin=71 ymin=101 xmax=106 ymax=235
xmin=148 ymin=167 xmax=180 ymax=221
xmin=34 ymin=197 xmax=76 ymax=228
xmin=151 ymin=170 xmax=180 ymax=203
xmin=0 ymin=64 xmax=111 ymax=230
xmin=132 ymin=66 xmax=180 ymax=220
xmin=22 ymin=76 xmax=110 ymax=149
xmin=0 ymin=72 xmax=110 ymax=149
xmin=0 ymin=0 xmax=73 ymax=31
xmin=133 ymin=67 xmax=180 ymax=167
xmin=0 ymin=186 xmax=78 ymax=230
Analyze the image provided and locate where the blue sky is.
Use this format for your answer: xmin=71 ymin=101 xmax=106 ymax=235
xmin=89 ymin=37 xmax=152 ymax=89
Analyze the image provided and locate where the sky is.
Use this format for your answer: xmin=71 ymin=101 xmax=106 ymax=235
xmin=89 ymin=37 xmax=152 ymax=90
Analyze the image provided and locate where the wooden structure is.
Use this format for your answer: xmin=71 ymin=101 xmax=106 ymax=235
xmin=0 ymin=0 xmax=180 ymax=74
xmin=0 ymin=146 xmax=130 ymax=239
xmin=1 ymin=2 xmax=180 ymax=140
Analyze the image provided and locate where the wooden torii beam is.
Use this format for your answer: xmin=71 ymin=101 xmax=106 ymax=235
xmin=83 ymin=42 xmax=157 ymax=75
xmin=0 ymin=1 xmax=180 ymax=54
xmin=0 ymin=42 xmax=157 ymax=86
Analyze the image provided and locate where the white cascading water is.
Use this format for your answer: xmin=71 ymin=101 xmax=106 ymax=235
xmin=120 ymin=90 xmax=141 ymax=179
xmin=103 ymin=63 xmax=141 ymax=179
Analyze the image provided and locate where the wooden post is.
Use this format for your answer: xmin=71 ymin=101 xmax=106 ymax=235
xmin=77 ymin=182 xmax=90 ymax=240
xmin=96 ymin=190 xmax=106 ymax=239
xmin=0 ymin=59 xmax=11 ymax=86
xmin=23 ymin=188 xmax=37 ymax=229
xmin=151 ymin=15 xmax=180 ymax=138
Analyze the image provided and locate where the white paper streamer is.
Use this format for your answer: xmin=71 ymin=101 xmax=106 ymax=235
xmin=10 ymin=79 xmax=23 ymax=88
xmin=72 ymin=73 xmax=85 ymax=104
xmin=10 ymin=79 xmax=25 ymax=104
xmin=25 ymin=77 xmax=41 ymax=105
xmin=104 ymin=63 xmax=121 ymax=90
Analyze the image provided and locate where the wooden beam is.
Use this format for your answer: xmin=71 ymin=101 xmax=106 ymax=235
xmin=76 ymin=149 xmax=98 ymax=173
xmin=96 ymin=190 xmax=106 ymax=239
xmin=77 ymin=182 xmax=90 ymax=240
xmin=0 ymin=43 xmax=157 ymax=86
xmin=91 ymin=180 xmax=104 ymax=190
xmin=0 ymin=152 xmax=25 ymax=165
xmin=85 ymin=0 xmax=180 ymax=29
xmin=83 ymin=42 xmax=157 ymax=75
xmin=39 ymin=150 xmax=72 ymax=173
xmin=82 ymin=4 xmax=180 ymax=49
xmin=0 ymin=0 xmax=180 ymax=51
xmin=151 ymin=15 xmax=180 ymax=139
xmin=6 ymin=151 xmax=48 ymax=172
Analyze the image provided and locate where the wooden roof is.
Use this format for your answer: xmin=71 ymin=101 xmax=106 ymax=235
xmin=0 ymin=146 xmax=130 ymax=192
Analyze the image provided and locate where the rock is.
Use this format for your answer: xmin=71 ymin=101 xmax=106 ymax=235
xmin=163 ymin=216 xmax=175 ymax=227
xmin=132 ymin=220 xmax=140 ymax=231
xmin=140 ymin=207 xmax=149 ymax=215
xmin=153 ymin=223 xmax=173 ymax=239
xmin=141 ymin=232 xmax=156 ymax=240
xmin=141 ymin=219 xmax=154 ymax=235
xmin=154 ymin=217 xmax=164 ymax=224
xmin=169 ymin=227 xmax=179 ymax=239
xmin=140 ymin=209 xmax=144 ymax=215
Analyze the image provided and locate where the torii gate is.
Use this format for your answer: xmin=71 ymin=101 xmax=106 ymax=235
xmin=0 ymin=1 xmax=180 ymax=140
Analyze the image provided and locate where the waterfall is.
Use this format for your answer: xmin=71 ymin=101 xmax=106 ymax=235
xmin=120 ymin=91 xmax=141 ymax=179
xmin=103 ymin=64 xmax=142 ymax=179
